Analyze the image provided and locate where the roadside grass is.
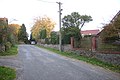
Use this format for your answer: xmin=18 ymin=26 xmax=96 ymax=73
xmin=0 ymin=66 xmax=16 ymax=80
xmin=0 ymin=46 xmax=18 ymax=56
xmin=0 ymin=46 xmax=17 ymax=80
xmin=37 ymin=45 xmax=120 ymax=73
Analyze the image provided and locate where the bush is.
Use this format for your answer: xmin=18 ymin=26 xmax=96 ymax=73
xmin=50 ymin=31 xmax=59 ymax=44
xmin=0 ymin=44 xmax=5 ymax=52
xmin=45 ymin=38 xmax=50 ymax=44
xmin=5 ymin=42 xmax=12 ymax=51
xmin=8 ymin=34 xmax=16 ymax=46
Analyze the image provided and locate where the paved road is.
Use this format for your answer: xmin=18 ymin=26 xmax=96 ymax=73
xmin=0 ymin=44 xmax=120 ymax=80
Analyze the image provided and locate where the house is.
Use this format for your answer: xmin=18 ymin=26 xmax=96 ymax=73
xmin=0 ymin=17 xmax=8 ymax=23
xmin=97 ymin=11 xmax=120 ymax=38
xmin=0 ymin=17 xmax=8 ymax=52
xmin=81 ymin=29 xmax=100 ymax=37
xmin=110 ymin=10 xmax=120 ymax=23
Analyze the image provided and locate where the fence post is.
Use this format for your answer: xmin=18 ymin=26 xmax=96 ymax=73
xmin=92 ymin=36 xmax=97 ymax=52
xmin=71 ymin=37 xmax=74 ymax=49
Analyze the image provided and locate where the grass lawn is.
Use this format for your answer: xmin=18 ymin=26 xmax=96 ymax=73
xmin=0 ymin=66 xmax=16 ymax=80
xmin=0 ymin=46 xmax=18 ymax=56
xmin=37 ymin=45 xmax=120 ymax=73
xmin=0 ymin=46 xmax=18 ymax=80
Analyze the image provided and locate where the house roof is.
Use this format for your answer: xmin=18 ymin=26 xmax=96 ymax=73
xmin=97 ymin=10 xmax=120 ymax=36
xmin=110 ymin=10 xmax=120 ymax=23
xmin=0 ymin=17 xmax=8 ymax=22
xmin=81 ymin=29 xmax=100 ymax=35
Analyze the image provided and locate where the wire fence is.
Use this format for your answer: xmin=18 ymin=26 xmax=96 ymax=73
xmin=75 ymin=36 xmax=120 ymax=52
xmin=96 ymin=37 xmax=120 ymax=52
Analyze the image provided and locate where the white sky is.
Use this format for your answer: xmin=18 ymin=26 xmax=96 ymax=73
xmin=0 ymin=0 xmax=120 ymax=35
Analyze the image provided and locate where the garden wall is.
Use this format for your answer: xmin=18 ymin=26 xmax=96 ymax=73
xmin=38 ymin=43 xmax=120 ymax=65
xmin=0 ymin=44 xmax=5 ymax=52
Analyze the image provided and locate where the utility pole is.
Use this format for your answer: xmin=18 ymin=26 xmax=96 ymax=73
xmin=57 ymin=2 xmax=62 ymax=52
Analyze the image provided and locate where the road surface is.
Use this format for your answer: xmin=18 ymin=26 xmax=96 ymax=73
xmin=0 ymin=44 xmax=120 ymax=80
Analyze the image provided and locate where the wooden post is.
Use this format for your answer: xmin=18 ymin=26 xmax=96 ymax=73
xmin=71 ymin=37 xmax=74 ymax=49
xmin=92 ymin=36 xmax=96 ymax=51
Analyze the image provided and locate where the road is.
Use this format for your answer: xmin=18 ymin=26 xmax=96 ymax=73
xmin=0 ymin=44 xmax=120 ymax=80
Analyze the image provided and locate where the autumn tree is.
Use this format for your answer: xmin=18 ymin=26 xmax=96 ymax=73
xmin=31 ymin=16 xmax=55 ymax=40
xmin=39 ymin=29 xmax=47 ymax=39
xmin=100 ymin=24 xmax=118 ymax=43
xmin=8 ymin=24 xmax=21 ymax=44
xmin=113 ymin=14 xmax=120 ymax=38
xmin=100 ymin=14 xmax=120 ymax=43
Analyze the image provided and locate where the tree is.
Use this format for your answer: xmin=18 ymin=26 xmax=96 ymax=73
xmin=100 ymin=15 xmax=120 ymax=43
xmin=0 ymin=18 xmax=8 ymax=45
xmin=8 ymin=24 xmax=21 ymax=43
xmin=18 ymin=24 xmax=28 ymax=43
xmin=50 ymin=31 xmax=59 ymax=44
xmin=31 ymin=16 xmax=55 ymax=40
xmin=113 ymin=14 xmax=120 ymax=38
xmin=62 ymin=12 xmax=92 ymax=47
xmin=39 ymin=29 xmax=47 ymax=39
xmin=62 ymin=12 xmax=92 ymax=29
xmin=100 ymin=24 xmax=118 ymax=43
xmin=0 ymin=18 xmax=13 ymax=51
xmin=80 ymin=15 xmax=93 ymax=29
xmin=30 ymin=32 xmax=33 ymax=41
xmin=8 ymin=24 xmax=21 ymax=37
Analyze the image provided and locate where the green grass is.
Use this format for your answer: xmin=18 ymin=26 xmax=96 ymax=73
xmin=37 ymin=45 xmax=120 ymax=73
xmin=0 ymin=46 xmax=18 ymax=56
xmin=0 ymin=66 xmax=16 ymax=80
xmin=0 ymin=46 xmax=17 ymax=80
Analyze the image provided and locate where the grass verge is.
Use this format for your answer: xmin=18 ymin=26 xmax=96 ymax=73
xmin=0 ymin=66 xmax=16 ymax=80
xmin=0 ymin=46 xmax=17 ymax=80
xmin=0 ymin=46 xmax=18 ymax=56
xmin=37 ymin=45 xmax=120 ymax=73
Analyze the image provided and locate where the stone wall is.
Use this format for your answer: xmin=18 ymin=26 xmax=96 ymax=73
xmin=0 ymin=44 xmax=5 ymax=52
xmin=38 ymin=43 xmax=120 ymax=65
xmin=70 ymin=49 xmax=120 ymax=65
xmin=95 ymin=53 xmax=120 ymax=65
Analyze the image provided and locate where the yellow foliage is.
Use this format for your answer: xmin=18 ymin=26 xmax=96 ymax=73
xmin=31 ymin=16 xmax=55 ymax=39
xmin=8 ymin=24 xmax=21 ymax=37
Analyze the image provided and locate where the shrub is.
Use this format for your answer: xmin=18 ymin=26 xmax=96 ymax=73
xmin=5 ymin=42 xmax=12 ymax=51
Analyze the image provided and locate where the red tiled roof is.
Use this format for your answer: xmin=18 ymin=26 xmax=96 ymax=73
xmin=81 ymin=29 xmax=100 ymax=35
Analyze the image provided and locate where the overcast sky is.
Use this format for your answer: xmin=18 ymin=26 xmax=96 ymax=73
xmin=0 ymin=0 xmax=120 ymax=34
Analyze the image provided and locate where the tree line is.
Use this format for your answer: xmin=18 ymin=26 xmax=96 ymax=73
xmin=31 ymin=11 xmax=120 ymax=48
xmin=0 ymin=18 xmax=28 ymax=52
xmin=31 ymin=12 xmax=92 ymax=47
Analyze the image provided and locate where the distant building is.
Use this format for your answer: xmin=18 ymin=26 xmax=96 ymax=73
xmin=81 ymin=29 xmax=100 ymax=37
xmin=0 ymin=17 xmax=8 ymax=24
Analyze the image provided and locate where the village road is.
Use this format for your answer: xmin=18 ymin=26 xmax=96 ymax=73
xmin=0 ymin=44 xmax=120 ymax=80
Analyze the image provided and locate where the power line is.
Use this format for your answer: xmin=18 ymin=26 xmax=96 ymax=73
xmin=37 ymin=0 xmax=56 ymax=4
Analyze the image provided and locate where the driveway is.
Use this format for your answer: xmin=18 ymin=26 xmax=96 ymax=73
xmin=0 ymin=44 xmax=120 ymax=80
